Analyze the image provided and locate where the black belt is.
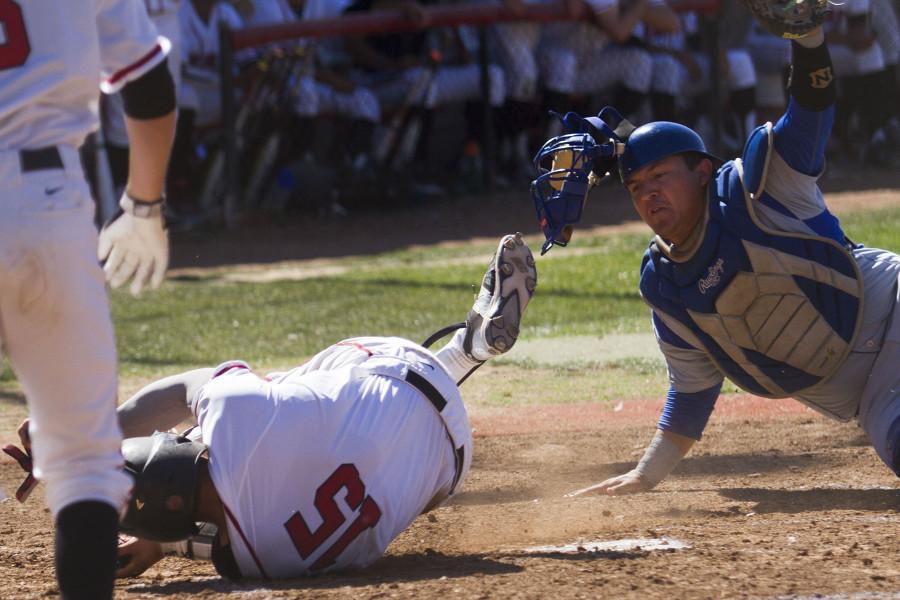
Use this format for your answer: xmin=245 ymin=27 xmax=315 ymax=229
xmin=404 ymin=370 xmax=466 ymax=495
xmin=20 ymin=147 xmax=64 ymax=172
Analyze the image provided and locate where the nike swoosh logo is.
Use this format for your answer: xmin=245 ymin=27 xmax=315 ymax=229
xmin=45 ymin=186 xmax=63 ymax=196
xmin=135 ymin=499 xmax=145 ymax=510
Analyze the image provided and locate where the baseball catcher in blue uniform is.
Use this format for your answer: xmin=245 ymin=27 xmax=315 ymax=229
xmin=530 ymin=22 xmax=900 ymax=494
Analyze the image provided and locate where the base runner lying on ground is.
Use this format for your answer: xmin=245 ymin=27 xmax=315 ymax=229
xmin=11 ymin=233 xmax=535 ymax=580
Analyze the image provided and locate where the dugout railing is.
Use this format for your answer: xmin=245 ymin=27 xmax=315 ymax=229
xmin=216 ymin=0 xmax=721 ymax=228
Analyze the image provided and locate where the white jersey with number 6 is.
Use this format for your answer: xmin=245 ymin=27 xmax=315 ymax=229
xmin=0 ymin=0 xmax=169 ymax=150
xmin=190 ymin=337 xmax=473 ymax=578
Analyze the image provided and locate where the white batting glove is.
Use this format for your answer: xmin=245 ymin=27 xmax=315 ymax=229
xmin=97 ymin=193 xmax=168 ymax=296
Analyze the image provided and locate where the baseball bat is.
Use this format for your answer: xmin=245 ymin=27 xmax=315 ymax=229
xmin=374 ymin=49 xmax=443 ymax=169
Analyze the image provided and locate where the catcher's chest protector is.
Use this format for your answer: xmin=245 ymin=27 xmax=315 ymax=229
xmin=640 ymin=131 xmax=864 ymax=398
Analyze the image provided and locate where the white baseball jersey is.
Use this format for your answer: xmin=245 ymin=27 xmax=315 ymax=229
xmin=179 ymin=0 xmax=244 ymax=77
xmin=246 ymin=0 xmax=296 ymax=25
xmin=190 ymin=337 xmax=473 ymax=578
xmin=0 ymin=0 xmax=169 ymax=149
xmin=0 ymin=0 xmax=168 ymax=518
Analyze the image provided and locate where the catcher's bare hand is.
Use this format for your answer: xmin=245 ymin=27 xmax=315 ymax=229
xmin=565 ymin=469 xmax=651 ymax=497
xmin=97 ymin=196 xmax=168 ymax=296
xmin=116 ymin=535 xmax=164 ymax=578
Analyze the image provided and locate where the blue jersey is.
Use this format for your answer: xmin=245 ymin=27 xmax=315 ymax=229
xmin=640 ymin=99 xmax=900 ymax=440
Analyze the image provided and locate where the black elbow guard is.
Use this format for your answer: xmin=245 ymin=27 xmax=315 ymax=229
xmin=121 ymin=59 xmax=177 ymax=120
xmin=788 ymin=41 xmax=836 ymax=111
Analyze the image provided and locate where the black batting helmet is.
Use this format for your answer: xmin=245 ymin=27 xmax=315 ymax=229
xmin=120 ymin=432 xmax=208 ymax=542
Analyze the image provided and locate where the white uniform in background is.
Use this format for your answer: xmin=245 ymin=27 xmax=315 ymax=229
xmin=189 ymin=336 xmax=472 ymax=577
xmin=248 ymin=0 xmax=381 ymax=123
xmin=179 ymin=0 xmax=245 ymax=126
xmin=828 ymin=0 xmax=886 ymax=76
xmin=0 ymin=0 xmax=169 ymax=516
xmin=538 ymin=0 xmax=653 ymax=98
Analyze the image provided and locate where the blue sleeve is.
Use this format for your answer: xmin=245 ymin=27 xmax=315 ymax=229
xmin=772 ymin=97 xmax=835 ymax=176
xmin=657 ymin=383 xmax=722 ymax=440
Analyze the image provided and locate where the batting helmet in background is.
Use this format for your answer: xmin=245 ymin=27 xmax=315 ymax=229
xmin=120 ymin=432 xmax=208 ymax=541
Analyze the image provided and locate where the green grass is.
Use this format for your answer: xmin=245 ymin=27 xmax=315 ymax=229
xmin=2 ymin=205 xmax=898 ymax=394
xmin=839 ymin=206 xmax=900 ymax=249
xmin=111 ymin=231 xmax=652 ymax=377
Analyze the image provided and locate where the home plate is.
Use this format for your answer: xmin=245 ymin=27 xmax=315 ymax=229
xmin=525 ymin=537 xmax=690 ymax=554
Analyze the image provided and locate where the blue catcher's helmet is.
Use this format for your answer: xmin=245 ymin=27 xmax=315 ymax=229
xmin=618 ymin=121 xmax=719 ymax=182
xmin=531 ymin=111 xmax=623 ymax=255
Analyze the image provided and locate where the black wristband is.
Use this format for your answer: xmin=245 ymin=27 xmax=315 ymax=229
xmin=788 ymin=41 xmax=836 ymax=111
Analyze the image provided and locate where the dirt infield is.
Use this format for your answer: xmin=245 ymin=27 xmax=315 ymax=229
xmin=1 ymin=387 xmax=898 ymax=599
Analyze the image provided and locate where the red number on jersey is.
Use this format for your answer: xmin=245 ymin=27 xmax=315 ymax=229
xmin=0 ymin=0 xmax=30 ymax=70
xmin=283 ymin=463 xmax=383 ymax=571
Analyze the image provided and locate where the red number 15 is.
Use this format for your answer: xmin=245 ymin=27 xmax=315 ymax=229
xmin=0 ymin=0 xmax=30 ymax=70
xmin=284 ymin=464 xmax=382 ymax=571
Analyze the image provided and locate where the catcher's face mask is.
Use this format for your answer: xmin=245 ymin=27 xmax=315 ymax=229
xmin=531 ymin=110 xmax=625 ymax=255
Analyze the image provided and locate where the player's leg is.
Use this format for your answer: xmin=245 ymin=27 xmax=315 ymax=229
xmin=434 ymin=233 xmax=537 ymax=384
xmin=0 ymin=149 xmax=131 ymax=598
xmin=578 ymin=44 xmax=653 ymax=120
xmin=494 ymin=22 xmax=541 ymax=105
xmin=857 ymin=260 xmax=900 ymax=478
xmin=650 ymin=53 xmax=689 ymax=122
xmin=537 ymin=32 xmax=579 ymax=138
xmin=318 ymin=81 xmax=382 ymax=168
xmin=725 ymin=49 xmax=759 ymax=146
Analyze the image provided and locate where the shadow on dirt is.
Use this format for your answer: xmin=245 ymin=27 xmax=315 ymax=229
xmin=667 ymin=451 xmax=839 ymax=477
xmin=453 ymin=451 xmax=855 ymax=507
xmin=509 ymin=549 xmax=652 ymax=562
xmin=718 ymin=487 xmax=900 ymax=513
xmin=124 ymin=550 xmax=521 ymax=595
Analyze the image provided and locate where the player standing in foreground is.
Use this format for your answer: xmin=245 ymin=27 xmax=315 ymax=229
xmin=105 ymin=234 xmax=535 ymax=579
xmin=530 ymin=6 xmax=900 ymax=495
xmin=0 ymin=2 xmax=175 ymax=597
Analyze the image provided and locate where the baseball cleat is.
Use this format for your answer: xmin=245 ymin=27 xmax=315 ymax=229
xmin=464 ymin=233 xmax=537 ymax=361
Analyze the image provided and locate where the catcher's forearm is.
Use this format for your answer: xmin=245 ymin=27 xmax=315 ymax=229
xmin=124 ymin=111 xmax=176 ymax=202
xmin=117 ymin=368 xmax=214 ymax=438
xmin=788 ymin=29 xmax=835 ymax=112
xmin=634 ymin=429 xmax=694 ymax=488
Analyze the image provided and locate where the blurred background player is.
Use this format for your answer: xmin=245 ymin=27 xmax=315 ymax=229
xmin=826 ymin=0 xmax=898 ymax=165
xmin=343 ymin=0 xmax=507 ymax=192
xmin=167 ymin=0 xmax=245 ymax=210
xmin=537 ymin=0 xmax=659 ymax=137
xmin=640 ymin=0 xmax=758 ymax=153
xmin=0 ymin=1 xmax=176 ymax=598
xmin=246 ymin=0 xmax=382 ymax=174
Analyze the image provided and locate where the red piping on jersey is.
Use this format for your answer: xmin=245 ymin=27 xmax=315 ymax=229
xmin=222 ymin=503 xmax=270 ymax=579
xmin=335 ymin=341 xmax=374 ymax=356
xmin=105 ymin=43 xmax=163 ymax=87
xmin=213 ymin=362 xmax=250 ymax=379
